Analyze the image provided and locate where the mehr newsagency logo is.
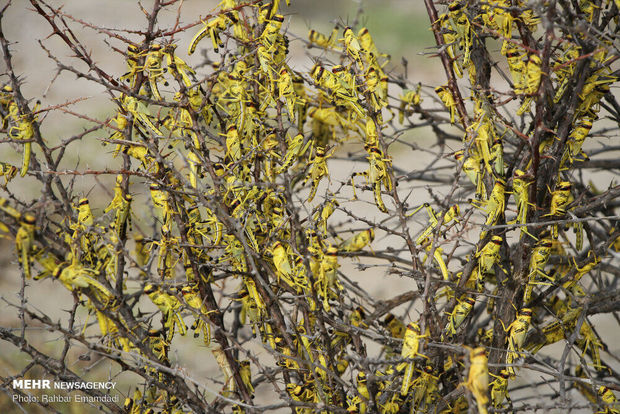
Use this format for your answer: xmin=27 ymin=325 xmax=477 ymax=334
xmin=12 ymin=379 xmax=119 ymax=404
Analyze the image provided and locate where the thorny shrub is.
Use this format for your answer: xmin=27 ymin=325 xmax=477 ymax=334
xmin=1 ymin=0 xmax=620 ymax=413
